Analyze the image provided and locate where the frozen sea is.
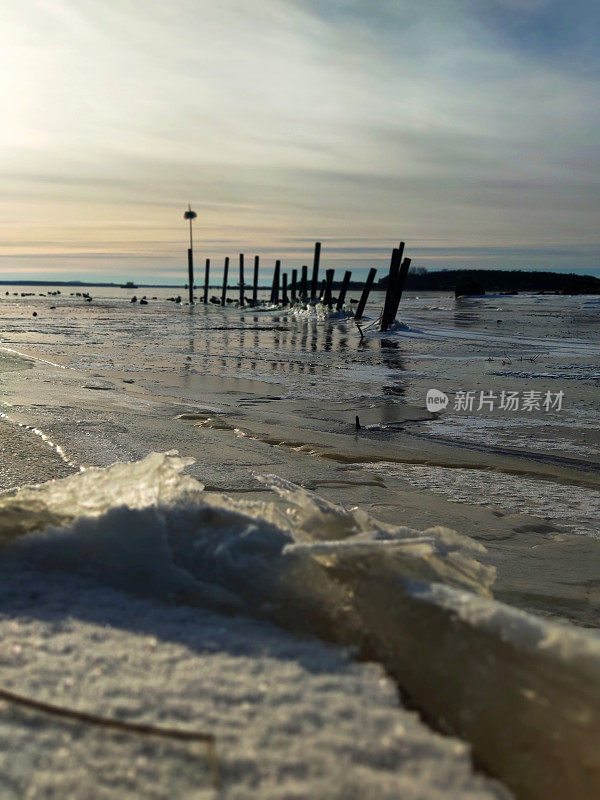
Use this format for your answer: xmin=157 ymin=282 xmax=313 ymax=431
xmin=0 ymin=285 xmax=599 ymax=798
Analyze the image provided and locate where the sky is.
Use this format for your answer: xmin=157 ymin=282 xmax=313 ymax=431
xmin=1 ymin=0 xmax=598 ymax=283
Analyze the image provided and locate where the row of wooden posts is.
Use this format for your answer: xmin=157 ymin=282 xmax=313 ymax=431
xmin=186 ymin=241 xmax=411 ymax=330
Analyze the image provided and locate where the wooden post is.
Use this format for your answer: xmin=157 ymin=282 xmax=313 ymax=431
xmin=282 ymin=273 xmax=288 ymax=306
xmin=203 ymin=258 xmax=210 ymax=304
xmin=310 ymin=242 xmax=321 ymax=302
xmin=336 ymin=270 xmax=352 ymax=311
xmin=388 ymin=257 xmax=412 ymax=324
xmin=318 ymin=278 xmax=326 ymax=303
xmin=291 ymin=269 xmax=297 ymax=303
xmin=221 ymin=256 xmax=229 ymax=306
xmin=385 ymin=241 xmax=405 ymax=324
xmin=300 ymin=266 xmax=308 ymax=302
xmin=239 ymin=253 xmax=245 ymax=306
xmin=270 ymin=260 xmax=280 ymax=305
xmin=381 ymin=247 xmax=402 ymax=331
xmin=187 ymin=249 xmax=194 ymax=305
xmin=354 ymin=268 xmax=377 ymax=320
xmin=252 ymin=256 xmax=259 ymax=305
xmin=324 ymin=269 xmax=334 ymax=307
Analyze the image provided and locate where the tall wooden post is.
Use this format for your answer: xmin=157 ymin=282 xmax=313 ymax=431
xmin=388 ymin=257 xmax=412 ymax=324
xmin=282 ymin=273 xmax=288 ymax=306
xmin=187 ymin=249 xmax=194 ymax=304
xmin=300 ymin=266 xmax=308 ymax=302
xmin=324 ymin=269 xmax=335 ymax=307
xmin=381 ymin=247 xmax=403 ymax=331
xmin=239 ymin=253 xmax=245 ymax=306
xmin=221 ymin=256 xmax=229 ymax=306
xmin=310 ymin=242 xmax=321 ymax=302
xmin=270 ymin=260 xmax=281 ymax=305
xmin=291 ymin=269 xmax=297 ymax=303
xmin=203 ymin=258 xmax=210 ymax=304
xmin=252 ymin=256 xmax=259 ymax=305
xmin=355 ymin=268 xmax=377 ymax=319
xmin=336 ymin=270 xmax=352 ymax=311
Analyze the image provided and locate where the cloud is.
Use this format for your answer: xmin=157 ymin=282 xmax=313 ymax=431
xmin=0 ymin=0 xmax=598 ymax=279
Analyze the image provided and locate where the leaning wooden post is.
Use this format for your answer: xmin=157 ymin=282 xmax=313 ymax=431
xmin=282 ymin=273 xmax=289 ymax=306
xmin=381 ymin=247 xmax=403 ymax=331
xmin=300 ymin=266 xmax=308 ymax=302
xmin=336 ymin=270 xmax=352 ymax=311
xmin=310 ymin=242 xmax=321 ymax=302
xmin=388 ymin=257 xmax=412 ymax=324
xmin=324 ymin=269 xmax=335 ymax=307
xmin=270 ymin=260 xmax=280 ymax=305
xmin=354 ymin=267 xmax=377 ymax=319
xmin=238 ymin=253 xmax=245 ymax=306
xmin=221 ymin=256 xmax=229 ymax=306
xmin=291 ymin=269 xmax=297 ymax=303
xmin=252 ymin=256 xmax=259 ymax=305
xmin=203 ymin=258 xmax=210 ymax=304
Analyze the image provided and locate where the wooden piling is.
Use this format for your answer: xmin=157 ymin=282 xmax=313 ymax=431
xmin=310 ymin=242 xmax=321 ymax=302
xmin=187 ymin=249 xmax=194 ymax=305
xmin=252 ymin=256 xmax=259 ymax=305
xmin=221 ymin=256 xmax=229 ymax=307
xmin=336 ymin=270 xmax=352 ymax=311
xmin=282 ymin=273 xmax=289 ymax=306
xmin=354 ymin=268 xmax=377 ymax=320
xmin=318 ymin=278 xmax=326 ymax=303
xmin=388 ymin=257 xmax=412 ymax=325
xmin=270 ymin=260 xmax=281 ymax=305
xmin=239 ymin=253 xmax=245 ymax=306
xmin=291 ymin=269 xmax=297 ymax=303
xmin=324 ymin=269 xmax=335 ymax=307
xmin=381 ymin=247 xmax=402 ymax=331
xmin=300 ymin=266 xmax=308 ymax=302
xmin=203 ymin=258 xmax=210 ymax=304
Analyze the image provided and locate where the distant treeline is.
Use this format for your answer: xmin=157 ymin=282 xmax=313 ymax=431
xmin=378 ymin=269 xmax=600 ymax=294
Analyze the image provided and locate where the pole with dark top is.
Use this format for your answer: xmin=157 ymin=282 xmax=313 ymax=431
xmin=310 ymin=242 xmax=321 ymax=302
xmin=355 ymin=268 xmax=377 ymax=320
xmin=252 ymin=256 xmax=259 ymax=305
xmin=184 ymin=204 xmax=197 ymax=305
xmin=221 ymin=256 xmax=229 ymax=306
xmin=187 ymin=249 xmax=194 ymax=303
xmin=336 ymin=270 xmax=352 ymax=311
xmin=203 ymin=258 xmax=210 ymax=304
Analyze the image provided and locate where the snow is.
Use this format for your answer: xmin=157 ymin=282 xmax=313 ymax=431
xmin=0 ymin=572 xmax=508 ymax=799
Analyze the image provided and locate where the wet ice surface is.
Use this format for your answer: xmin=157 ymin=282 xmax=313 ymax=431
xmin=1 ymin=287 xmax=600 ymax=797
xmin=362 ymin=461 xmax=600 ymax=539
xmin=1 ymin=285 xmax=599 ymax=482
xmin=423 ymin=414 xmax=600 ymax=460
